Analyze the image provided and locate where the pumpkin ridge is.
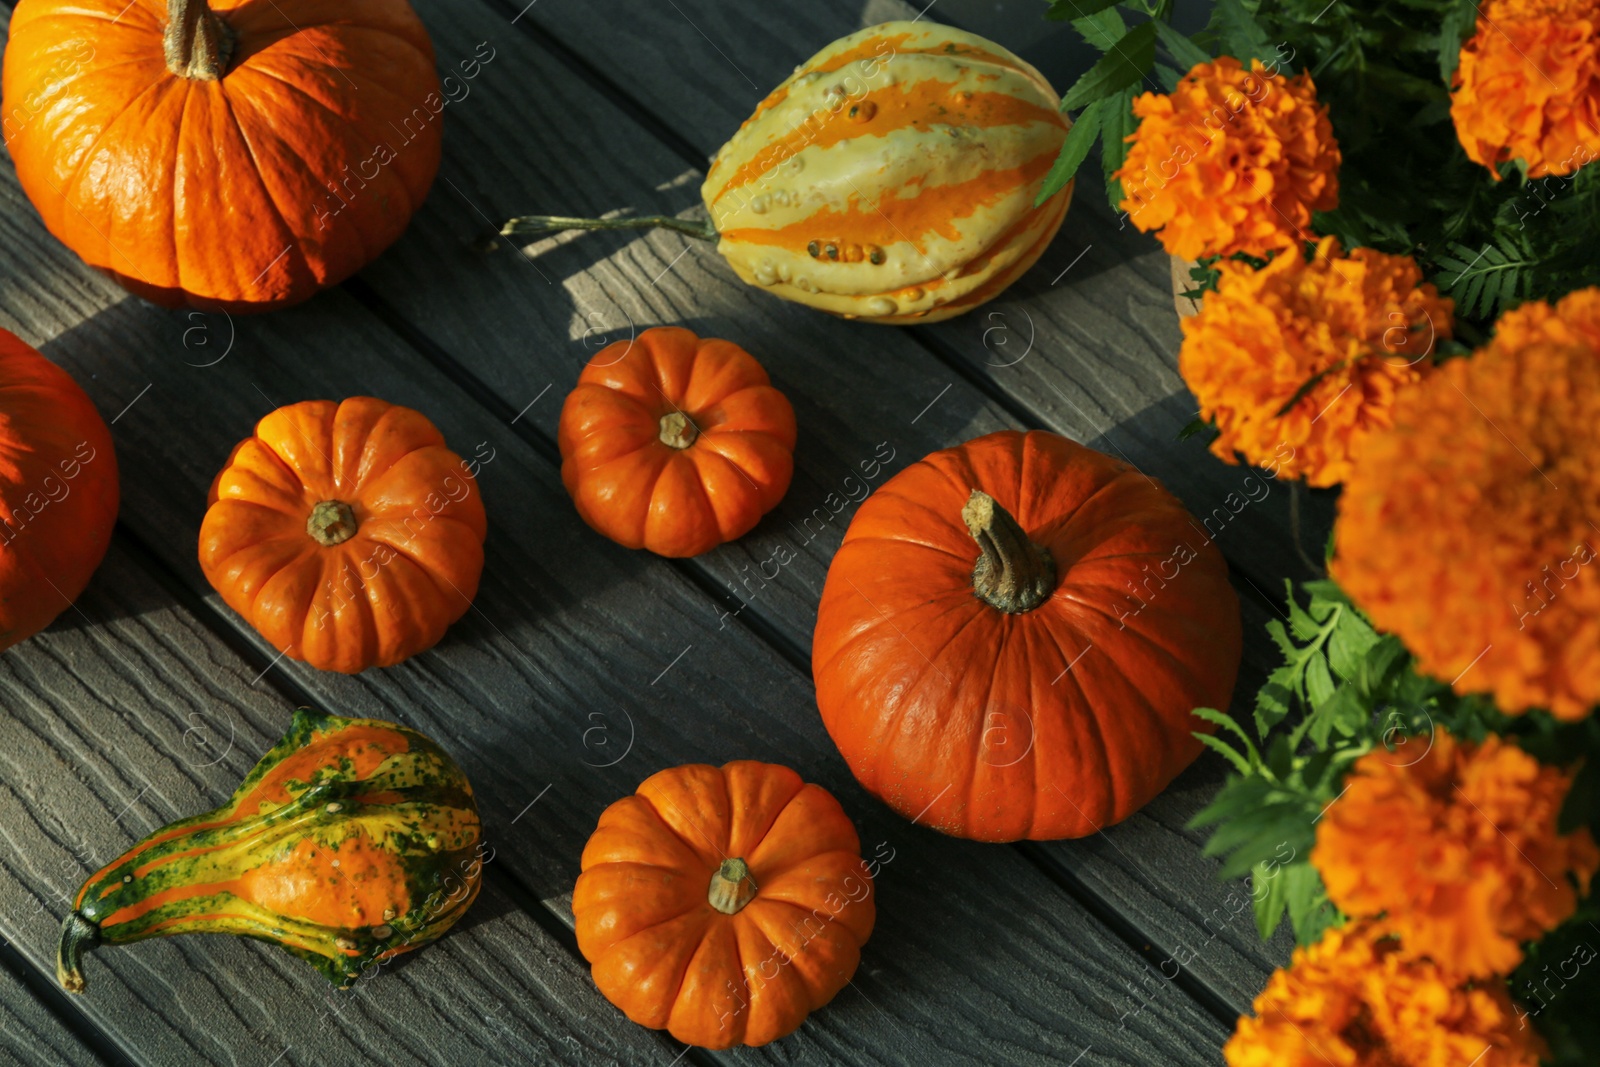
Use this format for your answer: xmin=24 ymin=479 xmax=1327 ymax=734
xmin=683 ymin=445 xmax=766 ymax=532
xmin=720 ymin=906 xmax=752 ymax=1046
xmin=833 ymin=533 xmax=973 ymax=563
xmin=228 ymin=59 xmax=368 ymax=147
xmin=235 ymin=540 xmax=314 ymax=623
xmin=325 ymin=549 xmax=382 ymax=666
xmin=212 ymin=87 xmax=316 ymax=283
xmin=1016 ymin=624 xmax=1056 ymax=838
xmin=811 ymin=577 xmax=975 ymax=682
xmin=637 ymin=792 xmax=727 ymax=869
xmin=58 ymin=76 xmax=183 ymax=287
xmin=744 ymin=850 xmax=872 ymax=905
xmin=731 ymin=778 xmax=811 ymax=875
xmin=1049 ymin=586 xmax=1212 ymax=699
xmin=355 ymin=519 xmax=480 ymax=584
xmin=647 ymin=449 xmax=719 ymax=550
xmin=175 ymin=82 xmax=221 ymax=292
xmin=219 ymin=75 xmax=371 ymax=267
xmin=1046 ymin=631 xmax=1120 ymax=832
xmin=604 ymin=905 xmax=712 ymax=1017
xmin=353 ymin=552 xmax=444 ymax=658
xmin=286 ymin=30 xmax=437 ymax=105
xmin=580 ymin=858 xmax=710 ymax=903
xmin=858 ymin=595 xmax=994 ymax=787
xmin=1034 ymin=465 xmax=1144 ymax=542
xmin=966 ymin=613 xmax=1019 ymax=824
xmin=351 ymin=442 xmax=465 ymax=504
xmin=19 ymin=6 xmax=162 ymax=31
xmin=738 ymin=897 xmax=860 ymax=1004
xmin=219 ymin=69 xmax=376 ymax=270
xmin=914 ymin=448 xmax=991 ymax=521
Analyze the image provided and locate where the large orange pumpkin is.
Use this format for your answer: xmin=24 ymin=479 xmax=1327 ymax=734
xmin=813 ymin=430 xmax=1242 ymax=842
xmin=0 ymin=330 xmax=118 ymax=652
xmin=199 ymin=397 xmax=487 ymax=674
xmin=574 ymin=761 xmax=875 ymax=1049
xmin=2 ymin=0 xmax=442 ymax=311
xmin=558 ymin=327 xmax=796 ymax=558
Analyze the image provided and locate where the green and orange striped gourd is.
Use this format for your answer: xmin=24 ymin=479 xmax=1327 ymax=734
xmin=500 ymin=21 xmax=1072 ymax=324
xmin=57 ymin=707 xmax=484 ymax=992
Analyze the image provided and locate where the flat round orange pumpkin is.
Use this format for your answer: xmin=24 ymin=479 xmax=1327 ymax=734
xmin=558 ymin=327 xmax=796 ymax=557
xmin=2 ymin=0 xmax=441 ymax=311
xmin=813 ymin=430 xmax=1242 ymax=841
xmin=0 ymin=330 xmax=118 ymax=652
xmin=199 ymin=397 xmax=487 ymax=674
xmin=574 ymin=761 xmax=875 ymax=1049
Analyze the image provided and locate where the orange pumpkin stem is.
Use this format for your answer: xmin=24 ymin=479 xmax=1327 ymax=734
xmin=658 ymin=411 xmax=699 ymax=450
xmin=307 ymin=500 xmax=359 ymax=547
xmin=707 ymin=858 xmax=758 ymax=915
xmin=962 ymin=490 xmax=1056 ymax=614
xmin=164 ymin=0 xmax=234 ymax=80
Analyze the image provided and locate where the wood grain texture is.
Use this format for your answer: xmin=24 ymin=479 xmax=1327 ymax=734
xmin=0 ymin=963 xmax=100 ymax=1067
xmin=349 ymin=0 xmax=1296 ymax=1013
xmin=0 ymin=543 xmax=681 ymax=1067
xmin=0 ymin=74 xmax=1235 ymax=1067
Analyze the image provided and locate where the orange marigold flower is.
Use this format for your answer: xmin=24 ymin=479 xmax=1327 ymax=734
xmin=1333 ymin=287 xmax=1600 ymax=717
xmin=1115 ymin=56 xmax=1340 ymax=260
xmin=1224 ymin=920 xmax=1545 ymax=1067
xmin=1312 ymin=729 xmax=1598 ymax=980
xmin=1178 ymin=235 xmax=1452 ymax=487
xmin=1451 ymin=0 xmax=1600 ymax=178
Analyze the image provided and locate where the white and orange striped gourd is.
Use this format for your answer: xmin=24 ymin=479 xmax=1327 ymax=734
xmin=502 ymin=21 xmax=1072 ymax=325
xmin=704 ymin=21 xmax=1072 ymax=324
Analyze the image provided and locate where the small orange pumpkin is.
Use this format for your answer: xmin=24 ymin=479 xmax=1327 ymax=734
xmin=199 ymin=397 xmax=487 ymax=674
xmin=2 ymin=0 xmax=442 ymax=311
xmin=558 ymin=327 xmax=796 ymax=557
xmin=0 ymin=330 xmax=118 ymax=652
xmin=574 ymin=761 xmax=875 ymax=1049
xmin=813 ymin=430 xmax=1242 ymax=842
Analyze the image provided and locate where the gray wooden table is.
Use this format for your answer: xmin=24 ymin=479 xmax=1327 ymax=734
xmin=0 ymin=0 xmax=1313 ymax=1063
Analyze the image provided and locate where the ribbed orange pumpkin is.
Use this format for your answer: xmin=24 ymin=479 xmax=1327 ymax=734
xmin=502 ymin=21 xmax=1071 ymax=325
xmin=574 ymin=761 xmax=875 ymax=1049
xmin=813 ymin=430 xmax=1242 ymax=841
xmin=2 ymin=0 xmax=441 ymax=311
xmin=199 ymin=397 xmax=487 ymax=673
xmin=558 ymin=327 xmax=796 ymax=557
xmin=0 ymin=330 xmax=118 ymax=652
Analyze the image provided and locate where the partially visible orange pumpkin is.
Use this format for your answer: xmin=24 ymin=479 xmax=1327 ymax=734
xmin=0 ymin=330 xmax=118 ymax=652
xmin=199 ymin=397 xmax=487 ymax=674
xmin=558 ymin=327 xmax=796 ymax=557
xmin=813 ymin=430 xmax=1242 ymax=842
xmin=2 ymin=0 xmax=442 ymax=311
xmin=574 ymin=761 xmax=875 ymax=1049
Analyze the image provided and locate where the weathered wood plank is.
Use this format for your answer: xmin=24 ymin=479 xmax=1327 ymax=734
xmin=0 ymin=960 xmax=100 ymax=1067
xmin=349 ymin=0 xmax=1294 ymax=1013
xmin=507 ymin=0 xmax=1333 ymax=597
xmin=0 ymin=106 xmax=1232 ymax=1067
xmin=0 ymin=543 xmax=681 ymax=1067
